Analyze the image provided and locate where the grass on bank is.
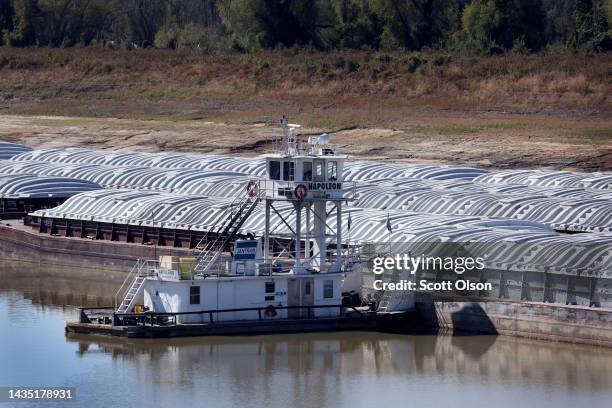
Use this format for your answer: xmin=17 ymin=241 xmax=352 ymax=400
xmin=0 ymin=48 xmax=610 ymax=116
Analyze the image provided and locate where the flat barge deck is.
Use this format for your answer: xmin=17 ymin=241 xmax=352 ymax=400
xmin=66 ymin=308 xmax=415 ymax=338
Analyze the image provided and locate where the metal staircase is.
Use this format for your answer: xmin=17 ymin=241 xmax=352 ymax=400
xmin=116 ymin=276 xmax=146 ymax=313
xmin=114 ymin=259 xmax=153 ymax=314
xmin=194 ymin=183 xmax=262 ymax=274
xmin=113 ymin=180 xmax=262 ymax=314
xmin=377 ymin=291 xmax=391 ymax=312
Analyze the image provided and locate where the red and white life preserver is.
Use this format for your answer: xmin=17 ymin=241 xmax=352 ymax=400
xmin=265 ymin=304 xmax=277 ymax=317
xmin=294 ymin=184 xmax=308 ymax=200
xmin=246 ymin=180 xmax=258 ymax=197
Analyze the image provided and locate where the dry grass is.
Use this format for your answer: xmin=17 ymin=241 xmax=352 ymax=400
xmin=0 ymin=47 xmax=610 ymax=123
xmin=0 ymin=47 xmax=610 ymax=171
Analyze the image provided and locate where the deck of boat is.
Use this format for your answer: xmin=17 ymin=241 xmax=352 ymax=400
xmin=66 ymin=311 xmax=416 ymax=338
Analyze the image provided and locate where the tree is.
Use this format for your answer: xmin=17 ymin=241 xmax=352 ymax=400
xmin=457 ymin=0 xmax=545 ymax=53
xmin=542 ymin=0 xmax=576 ymax=46
xmin=6 ymin=0 xmax=40 ymax=46
xmin=368 ymin=0 xmax=467 ymax=50
xmin=0 ymin=0 xmax=14 ymax=45
xmin=316 ymin=0 xmax=382 ymax=49
xmin=124 ymin=0 xmax=166 ymax=47
xmin=219 ymin=0 xmax=318 ymax=50
xmin=568 ymin=0 xmax=611 ymax=51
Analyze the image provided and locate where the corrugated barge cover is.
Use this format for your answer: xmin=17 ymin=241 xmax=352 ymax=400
xmin=0 ymin=174 xmax=102 ymax=198
xmin=3 ymin=151 xmax=612 ymax=231
xmin=0 ymin=145 xmax=607 ymax=276
xmin=10 ymin=147 xmax=611 ymax=190
xmin=8 ymin=147 xmax=611 ymax=191
xmin=31 ymin=190 xmax=612 ymax=277
xmin=0 ymin=141 xmax=32 ymax=160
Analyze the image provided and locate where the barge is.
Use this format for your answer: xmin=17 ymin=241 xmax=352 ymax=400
xmin=1 ymin=122 xmax=610 ymax=345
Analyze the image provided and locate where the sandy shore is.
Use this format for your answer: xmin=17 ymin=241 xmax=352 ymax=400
xmin=1 ymin=113 xmax=610 ymax=171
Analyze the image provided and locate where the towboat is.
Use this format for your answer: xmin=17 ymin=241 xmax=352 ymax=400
xmin=67 ymin=118 xmax=414 ymax=337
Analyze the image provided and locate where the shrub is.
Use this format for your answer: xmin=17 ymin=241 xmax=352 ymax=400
xmin=177 ymin=24 xmax=211 ymax=50
xmin=568 ymin=0 xmax=611 ymax=52
xmin=458 ymin=0 xmax=546 ymax=53
xmin=154 ymin=26 xmax=178 ymax=49
xmin=405 ymin=53 xmax=427 ymax=73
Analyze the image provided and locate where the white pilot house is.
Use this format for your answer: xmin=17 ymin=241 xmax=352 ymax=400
xmin=114 ymin=118 xmax=356 ymax=323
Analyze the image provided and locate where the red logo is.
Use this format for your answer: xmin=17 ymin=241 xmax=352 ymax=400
xmin=294 ymin=184 xmax=308 ymax=200
xmin=246 ymin=180 xmax=258 ymax=197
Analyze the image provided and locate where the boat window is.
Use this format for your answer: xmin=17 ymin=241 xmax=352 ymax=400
xmin=304 ymin=282 xmax=311 ymax=295
xmin=327 ymin=161 xmax=338 ymax=181
xmin=190 ymin=286 xmax=200 ymax=305
xmin=265 ymin=281 xmax=275 ymax=293
xmin=283 ymin=161 xmax=295 ymax=181
xmin=269 ymin=161 xmax=281 ymax=180
xmin=302 ymin=161 xmax=312 ymax=181
xmin=314 ymin=160 xmax=325 ymax=181
xmin=323 ymin=280 xmax=333 ymax=298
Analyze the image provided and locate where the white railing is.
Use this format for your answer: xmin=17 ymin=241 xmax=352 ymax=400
xmin=193 ymin=181 xmax=264 ymax=274
xmin=113 ymin=259 xmax=146 ymax=309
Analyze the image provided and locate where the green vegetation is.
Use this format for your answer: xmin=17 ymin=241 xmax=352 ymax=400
xmin=0 ymin=47 xmax=609 ymax=122
xmin=0 ymin=0 xmax=610 ymax=53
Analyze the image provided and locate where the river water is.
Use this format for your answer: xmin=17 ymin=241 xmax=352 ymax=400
xmin=1 ymin=264 xmax=612 ymax=408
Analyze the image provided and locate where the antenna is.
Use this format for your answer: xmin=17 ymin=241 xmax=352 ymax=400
xmin=280 ymin=116 xmax=300 ymax=155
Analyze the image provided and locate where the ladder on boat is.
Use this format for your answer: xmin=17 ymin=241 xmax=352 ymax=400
xmin=116 ymin=276 xmax=146 ymax=313
xmin=194 ymin=183 xmax=263 ymax=274
xmin=113 ymin=181 xmax=262 ymax=314
xmin=377 ymin=291 xmax=391 ymax=312
xmin=114 ymin=259 xmax=152 ymax=314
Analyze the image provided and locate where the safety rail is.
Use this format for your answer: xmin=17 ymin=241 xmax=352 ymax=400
xmin=77 ymin=304 xmax=366 ymax=326
xmin=193 ymin=179 xmax=264 ymax=274
xmin=113 ymin=259 xmax=144 ymax=310
xmin=113 ymin=259 xmax=164 ymax=311
xmin=192 ymin=179 xmax=262 ymax=252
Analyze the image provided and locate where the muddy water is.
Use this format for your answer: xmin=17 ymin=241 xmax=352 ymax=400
xmin=1 ymin=262 xmax=612 ymax=408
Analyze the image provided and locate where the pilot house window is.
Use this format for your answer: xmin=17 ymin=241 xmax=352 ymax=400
xmin=314 ymin=160 xmax=324 ymax=181
xmin=190 ymin=286 xmax=200 ymax=305
xmin=303 ymin=162 xmax=312 ymax=181
xmin=327 ymin=161 xmax=338 ymax=181
xmin=269 ymin=161 xmax=281 ymax=180
xmin=283 ymin=161 xmax=295 ymax=181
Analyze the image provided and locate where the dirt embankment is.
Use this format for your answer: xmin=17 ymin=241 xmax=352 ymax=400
xmin=0 ymin=114 xmax=610 ymax=171
xmin=0 ymin=48 xmax=610 ymax=171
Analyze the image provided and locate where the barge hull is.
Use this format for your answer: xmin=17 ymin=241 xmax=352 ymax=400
xmin=3 ymin=224 xmax=612 ymax=346
xmin=66 ymin=313 xmax=414 ymax=338
xmin=417 ymin=301 xmax=612 ymax=348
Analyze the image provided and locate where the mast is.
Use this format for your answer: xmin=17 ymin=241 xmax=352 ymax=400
xmin=262 ymin=117 xmax=354 ymax=274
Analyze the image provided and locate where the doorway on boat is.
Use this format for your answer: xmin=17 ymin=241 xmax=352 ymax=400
xmin=288 ymin=278 xmax=314 ymax=318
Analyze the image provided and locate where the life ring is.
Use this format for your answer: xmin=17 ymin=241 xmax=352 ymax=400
xmin=294 ymin=184 xmax=308 ymax=200
xmin=246 ymin=180 xmax=258 ymax=197
xmin=265 ymin=304 xmax=277 ymax=317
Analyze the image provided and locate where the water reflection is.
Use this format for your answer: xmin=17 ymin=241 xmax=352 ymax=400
xmin=0 ymin=260 xmax=119 ymax=307
xmin=64 ymin=330 xmax=612 ymax=396
xmin=2 ymin=262 xmax=612 ymax=407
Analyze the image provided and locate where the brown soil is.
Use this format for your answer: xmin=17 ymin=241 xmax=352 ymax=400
xmin=0 ymin=113 xmax=610 ymax=171
xmin=0 ymin=48 xmax=610 ymax=171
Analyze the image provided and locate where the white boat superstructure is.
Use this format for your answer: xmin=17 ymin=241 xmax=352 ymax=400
xmin=113 ymin=118 xmax=379 ymax=324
